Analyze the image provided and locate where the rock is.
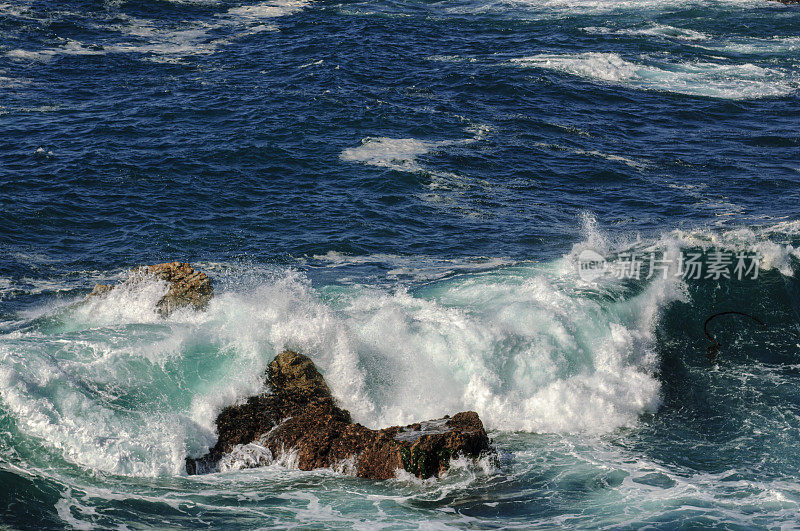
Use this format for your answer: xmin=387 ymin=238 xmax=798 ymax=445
xmin=88 ymin=284 xmax=114 ymax=298
xmin=186 ymin=351 xmax=493 ymax=479
xmin=88 ymin=262 xmax=213 ymax=315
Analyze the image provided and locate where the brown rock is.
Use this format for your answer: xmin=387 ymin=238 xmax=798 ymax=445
xmin=88 ymin=262 xmax=213 ymax=315
xmin=88 ymin=284 xmax=113 ymax=298
xmin=186 ymin=350 xmax=493 ymax=479
xmin=268 ymin=349 xmax=332 ymax=402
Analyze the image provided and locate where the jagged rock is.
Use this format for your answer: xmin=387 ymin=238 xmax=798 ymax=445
xmin=88 ymin=262 xmax=213 ymax=315
xmin=186 ymin=350 xmax=493 ymax=479
xmin=88 ymin=284 xmax=114 ymax=298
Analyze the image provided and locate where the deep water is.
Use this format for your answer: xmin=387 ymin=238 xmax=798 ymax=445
xmin=1 ymin=0 xmax=800 ymax=528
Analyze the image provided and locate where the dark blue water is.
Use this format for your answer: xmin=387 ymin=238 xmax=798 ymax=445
xmin=2 ymin=0 xmax=800 ymax=528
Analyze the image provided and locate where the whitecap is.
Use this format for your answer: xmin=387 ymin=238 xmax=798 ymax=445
xmin=340 ymin=137 xmax=438 ymax=172
xmin=3 ymin=0 xmax=311 ymax=63
xmin=511 ymin=52 xmax=795 ymax=99
xmin=2 ymin=218 xmax=798 ymax=477
xmin=584 ymin=24 xmax=710 ymax=41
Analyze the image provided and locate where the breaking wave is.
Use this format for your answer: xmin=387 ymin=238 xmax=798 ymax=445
xmin=1 ymin=219 xmax=798 ymax=477
xmin=510 ymin=52 xmax=796 ymax=99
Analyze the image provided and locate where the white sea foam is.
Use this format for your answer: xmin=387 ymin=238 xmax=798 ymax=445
xmin=55 ymin=489 xmax=96 ymax=530
xmin=511 ymin=52 xmax=795 ymax=99
xmin=3 ymin=0 xmax=310 ymax=63
xmin=0 ymin=358 xmax=192 ymax=476
xmin=5 ymin=40 xmax=105 ymax=62
xmin=534 ymin=142 xmax=647 ymax=170
xmin=514 ymin=52 xmax=637 ymax=81
xmin=506 ymin=433 xmax=800 ymax=529
xmin=0 ymin=269 xmax=124 ymax=305
xmin=339 ymin=127 xmax=494 ymax=216
xmin=0 ymin=277 xmax=10 ymax=301
xmin=317 ymin=252 xmax=514 ymax=285
xmin=71 ymin=274 xmax=171 ymax=325
xmin=0 ymin=252 xmax=674 ymax=476
xmin=584 ymin=24 xmax=710 ymax=41
xmin=426 ymin=54 xmax=479 ymax=63
xmin=340 ymin=138 xmax=438 ymax=171
xmin=0 ymin=74 xmax=28 ymax=88
xmin=443 ymin=0 xmax=769 ymax=18
xmin=103 ymin=18 xmax=220 ymax=61
xmin=340 ymin=125 xmax=489 ymax=172
xmin=0 ymin=263 xmax=665 ymax=474
xmin=226 ymin=0 xmax=310 ymax=20
xmin=331 ymin=454 xmax=358 ymax=475
xmin=218 ymin=441 xmax=274 ymax=472
xmin=697 ymin=36 xmax=800 ymax=56
xmin=0 ymin=2 xmax=34 ymax=19
xmin=1 ymin=220 xmax=798 ymax=477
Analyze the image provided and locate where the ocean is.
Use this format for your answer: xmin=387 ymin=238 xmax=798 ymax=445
xmin=1 ymin=0 xmax=800 ymax=527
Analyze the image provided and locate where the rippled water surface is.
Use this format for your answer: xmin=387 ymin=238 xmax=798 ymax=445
xmin=1 ymin=0 xmax=800 ymax=527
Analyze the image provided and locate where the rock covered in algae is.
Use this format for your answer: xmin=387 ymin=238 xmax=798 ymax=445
xmin=186 ymin=350 xmax=493 ymax=479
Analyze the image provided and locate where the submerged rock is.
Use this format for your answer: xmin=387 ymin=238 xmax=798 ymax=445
xmin=88 ymin=262 xmax=213 ymax=315
xmin=186 ymin=350 xmax=493 ymax=479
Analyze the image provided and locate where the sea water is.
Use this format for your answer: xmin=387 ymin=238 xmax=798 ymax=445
xmin=1 ymin=0 xmax=800 ymax=527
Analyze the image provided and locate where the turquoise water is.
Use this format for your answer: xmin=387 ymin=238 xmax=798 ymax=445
xmin=1 ymin=0 xmax=800 ymax=527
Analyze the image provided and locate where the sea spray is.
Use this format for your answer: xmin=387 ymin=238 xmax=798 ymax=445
xmin=0 ymin=235 xmax=693 ymax=477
